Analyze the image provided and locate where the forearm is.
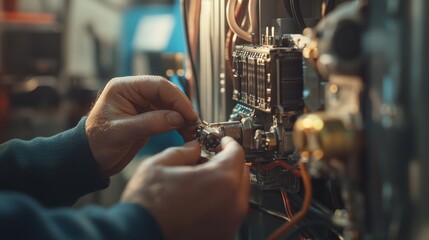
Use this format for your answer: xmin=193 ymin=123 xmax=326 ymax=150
xmin=0 ymin=192 xmax=163 ymax=240
xmin=0 ymin=117 xmax=109 ymax=207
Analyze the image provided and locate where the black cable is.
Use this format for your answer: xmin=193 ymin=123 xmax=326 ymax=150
xmin=290 ymin=0 xmax=307 ymax=33
xmin=288 ymin=194 xmax=334 ymax=222
xmin=288 ymin=193 xmax=344 ymax=238
xmin=295 ymin=0 xmax=306 ymax=31
xmin=329 ymin=180 xmax=345 ymax=210
xmin=249 ymin=201 xmax=290 ymax=221
xmin=249 ymin=200 xmax=319 ymax=239
xmin=283 ymin=0 xmax=293 ymax=18
xmin=180 ymin=0 xmax=201 ymax=118
xmin=325 ymin=0 xmax=336 ymax=15
xmin=329 ymin=0 xmax=336 ymax=12
xmin=281 ymin=220 xmax=339 ymax=240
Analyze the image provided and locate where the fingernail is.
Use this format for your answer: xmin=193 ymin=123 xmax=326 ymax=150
xmin=166 ymin=112 xmax=184 ymax=128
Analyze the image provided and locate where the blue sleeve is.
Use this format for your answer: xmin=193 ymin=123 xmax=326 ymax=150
xmin=0 ymin=192 xmax=164 ymax=240
xmin=0 ymin=117 xmax=109 ymax=207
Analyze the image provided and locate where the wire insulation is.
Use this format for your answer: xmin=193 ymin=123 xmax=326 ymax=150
xmin=280 ymin=189 xmax=295 ymax=219
xmin=322 ymin=0 xmax=327 ymax=16
xmin=249 ymin=201 xmax=291 ymax=221
xmin=181 ymin=0 xmax=201 ymax=117
xmin=187 ymin=0 xmax=201 ymax=62
xmin=267 ymin=162 xmax=313 ymax=240
xmin=283 ymin=0 xmax=293 ymax=17
xmin=290 ymin=0 xmax=306 ymax=33
xmin=226 ymin=0 xmax=252 ymax=42
xmin=225 ymin=0 xmax=250 ymax=97
xmin=248 ymin=0 xmax=258 ymax=38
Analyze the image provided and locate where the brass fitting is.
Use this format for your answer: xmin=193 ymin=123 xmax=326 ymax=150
xmin=293 ymin=113 xmax=359 ymax=160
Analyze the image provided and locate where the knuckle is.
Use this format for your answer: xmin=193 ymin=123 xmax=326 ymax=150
xmin=145 ymin=112 xmax=166 ymax=125
xmin=139 ymin=161 xmax=162 ymax=179
xmin=159 ymin=76 xmax=180 ymax=91
xmin=163 ymin=146 xmax=187 ymax=157
xmin=102 ymin=78 xmax=123 ymax=95
xmin=155 ymin=76 xmax=170 ymax=85
xmin=106 ymin=77 xmax=121 ymax=88
xmin=161 ymin=111 xmax=171 ymax=122
xmin=203 ymin=163 xmax=241 ymax=188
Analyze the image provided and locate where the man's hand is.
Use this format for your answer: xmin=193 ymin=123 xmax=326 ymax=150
xmin=121 ymin=137 xmax=250 ymax=240
xmin=86 ymin=76 xmax=198 ymax=177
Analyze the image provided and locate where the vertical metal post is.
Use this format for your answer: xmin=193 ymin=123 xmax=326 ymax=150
xmin=410 ymin=0 xmax=429 ymax=238
xmin=365 ymin=0 xmax=413 ymax=239
xmin=199 ymin=0 xmax=227 ymax=123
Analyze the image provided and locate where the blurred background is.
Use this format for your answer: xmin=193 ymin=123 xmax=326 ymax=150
xmin=0 ymin=0 xmax=190 ymax=207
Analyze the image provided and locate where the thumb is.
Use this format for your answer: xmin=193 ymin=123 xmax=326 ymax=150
xmin=119 ymin=110 xmax=185 ymax=140
xmin=148 ymin=141 xmax=202 ymax=166
xmin=208 ymin=137 xmax=245 ymax=173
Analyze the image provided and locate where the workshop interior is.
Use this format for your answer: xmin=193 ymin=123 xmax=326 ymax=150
xmin=1 ymin=0 xmax=429 ymax=239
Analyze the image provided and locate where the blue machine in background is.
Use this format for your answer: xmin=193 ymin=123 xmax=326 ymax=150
xmin=120 ymin=0 xmax=189 ymax=155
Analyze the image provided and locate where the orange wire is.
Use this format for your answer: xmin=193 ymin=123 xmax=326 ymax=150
xmin=280 ymin=189 xmax=294 ymax=218
xmin=321 ymin=0 xmax=327 ymax=17
xmin=281 ymin=189 xmax=305 ymax=240
xmin=225 ymin=0 xmax=249 ymax=82
xmin=267 ymin=162 xmax=313 ymax=240
xmin=187 ymin=0 xmax=201 ymax=62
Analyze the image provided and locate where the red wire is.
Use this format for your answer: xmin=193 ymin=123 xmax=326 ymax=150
xmin=280 ymin=189 xmax=293 ymax=218
xmin=280 ymin=189 xmax=294 ymax=217
xmin=268 ymin=163 xmax=312 ymax=240
xmin=260 ymin=160 xmax=302 ymax=176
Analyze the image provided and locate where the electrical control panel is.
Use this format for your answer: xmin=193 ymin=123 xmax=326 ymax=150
xmin=188 ymin=0 xmax=424 ymax=239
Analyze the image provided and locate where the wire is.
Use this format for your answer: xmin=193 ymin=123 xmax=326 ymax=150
xmin=329 ymin=180 xmax=344 ymax=209
xmin=322 ymin=0 xmax=327 ymax=17
xmin=249 ymin=201 xmax=291 ymax=221
xmin=289 ymin=0 xmax=306 ymax=33
xmin=181 ymin=0 xmax=201 ymax=117
xmin=260 ymin=160 xmax=302 ymax=176
xmin=282 ymin=220 xmax=340 ymax=239
xmin=226 ymin=0 xmax=252 ymax=42
xmin=225 ymin=0 xmax=249 ymax=89
xmin=248 ymin=0 xmax=258 ymax=37
xmin=283 ymin=0 xmax=293 ymax=17
xmin=281 ymin=189 xmax=305 ymax=240
xmin=288 ymin=188 xmax=333 ymax=221
xmin=280 ymin=189 xmax=294 ymax=218
xmin=267 ymin=162 xmax=313 ymax=240
xmin=288 ymin=192 xmax=345 ymax=238
xmin=322 ymin=0 xmax=336 ymax=16
xmin=187 ymin=0 xmax=201 ymax=62
xmin=327 ymin=0 xmax=336 ymax=14
xmin=280 ymin=191 xmax=293 ymax=222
